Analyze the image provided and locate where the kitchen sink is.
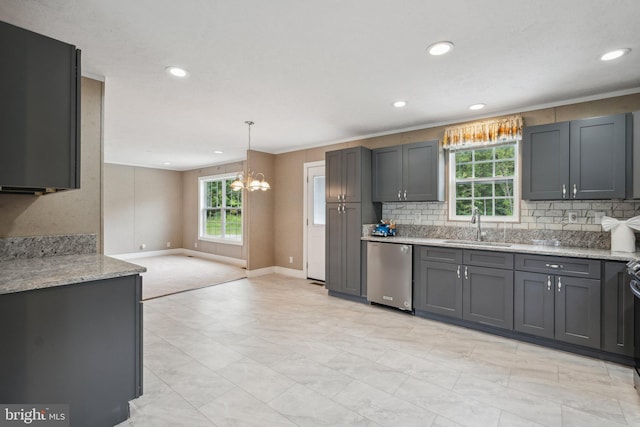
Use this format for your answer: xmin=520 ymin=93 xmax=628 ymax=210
xmin=442 ymin=240 xmax=512 ymax=248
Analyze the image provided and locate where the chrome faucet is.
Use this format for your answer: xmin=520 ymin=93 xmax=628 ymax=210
xmin=470 ymin=207 xmax=482 ymax=241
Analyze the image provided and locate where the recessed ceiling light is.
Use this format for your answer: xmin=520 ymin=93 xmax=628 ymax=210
xmin=469 ymin=103 xmax=486 ymax=111
xmin=214 ymin=150 xmax=223 ymax=154
xmin=427 ymin=41 xmax=454 ymax=56
xmin=393 ymin=100 xmax=407 ymax=108
xmin=165 ymin=66 xmax=189 ymax=78
xmin=600 ymin=48 xmax=631 ymax=61
xmin=163 ymin=162 xmax=171 ymax=166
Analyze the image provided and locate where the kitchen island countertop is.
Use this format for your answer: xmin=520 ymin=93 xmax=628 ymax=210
xmin=0 ymin=254 xmax=146 ymax=295
xmin=362 ymin=236 xmax=640 ymax=262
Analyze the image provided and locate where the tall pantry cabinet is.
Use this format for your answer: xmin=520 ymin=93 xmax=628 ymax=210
xmin=325 ymin=147 xmax=380 ymax=298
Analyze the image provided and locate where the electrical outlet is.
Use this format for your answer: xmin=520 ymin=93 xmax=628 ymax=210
xmin=568 ymin=211 xmax=578 ymax=224
xmin=194 ymin=242 xmax=198 ymax=248
xmin=289 ymin=256 xmax=293 ymax=264
xmin=415 ymin=212 xmax=421 ymax=222
xmin=166 ymin=241 xmax=171 ymax=248
xmin=140 ymin=243 xmax=146 ymax=250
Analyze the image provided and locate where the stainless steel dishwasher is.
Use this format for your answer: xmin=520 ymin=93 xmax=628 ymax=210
xmin=366 ymin=241 xmax=412 ymax=311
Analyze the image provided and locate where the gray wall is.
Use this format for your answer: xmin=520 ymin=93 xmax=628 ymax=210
xmin=103 ymin=164 xmax=183 ymax=255
xmin=0 ymin=78 xmax=104 ymax=251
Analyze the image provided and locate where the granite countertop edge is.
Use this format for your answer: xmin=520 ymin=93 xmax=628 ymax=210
xmin=0 ymin=254 xmax=147 ymax=295
xmin=361 ymin=236 xmax=640 ymax=262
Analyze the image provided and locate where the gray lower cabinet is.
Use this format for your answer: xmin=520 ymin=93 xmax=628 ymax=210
xmin=462 ymin=264 xmax=514 ymax=329
xmin=414 ymin=247 xmax=513 ymax=329
xmin=602 ymin=262 xmax=634 ymax=356
xmin=326 ymin=203 xmax=363 ymax=296
xmin=0 ymin=275 xmax=143 ymax=427
xmin=514 ymin=254 xmax=601 ymax=349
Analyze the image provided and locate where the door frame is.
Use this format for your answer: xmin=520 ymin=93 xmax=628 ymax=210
xmin=303 ymin=160 xmax=325 ymax=280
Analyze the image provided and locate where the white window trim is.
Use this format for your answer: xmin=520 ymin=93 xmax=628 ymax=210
xmin=198 ymin=173 xmax=244 ymax=246
xmin=448 ymin=141 xmax=521 ymax=223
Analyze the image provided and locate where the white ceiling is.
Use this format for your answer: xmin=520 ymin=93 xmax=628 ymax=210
xmin=1 ymin=0 xmax=639 ymax=170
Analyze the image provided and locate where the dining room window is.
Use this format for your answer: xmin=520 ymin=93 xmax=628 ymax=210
xmin=199 ymin=174 xmax=242 ymax=244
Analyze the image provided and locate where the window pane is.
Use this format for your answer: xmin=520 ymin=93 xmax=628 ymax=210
xmin=225 ymin=209 xmax=242 ymax=240
xmin=474 ymin=183 xmax=493 ymax=197
xmin=313 ymin=176 xmax=326 ymax=225
xmin=227 ymin=183 xmax=242 ymax=208
xmin=206 ymin=181 xmax=222 ymax=208
xmin=456 ymin=199 xmax=473 ymax=216
xmin=495 ymin=160 xmax=514 ymax=177
xmin=456 ymin=163 xmax=473 ymax=179
xmin=495 ymin=180 xmax=513 ymax=197
xmin=474 ymin=199 xmax=493 ymax=216
xmin=474 ymin=162 xmax=493 ymax=178
xmin=205 ymin=209 xmax=221 ymax=236
xmin=456 ymin=151 xmax=472 ymax=163
xmin=495 ymin=146 xmax=514 ymax=159
xmin=474 ymin=149 xmax=493 ymax=161
xmin=456 ymin=183 xmax=472 ymax=198
xmin=495 ymin=198 xmax=514 ymax=216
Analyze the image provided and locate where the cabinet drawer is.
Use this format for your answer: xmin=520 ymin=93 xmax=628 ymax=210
xmin=419 ymin=246 xmax=462 ymax=263
xmin=515 ymin=254 xmax=600 ymax=278
xmin=463 ymin=250 xmax=513 ymax=270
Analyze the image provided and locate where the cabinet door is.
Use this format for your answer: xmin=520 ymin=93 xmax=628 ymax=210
xmin=415 ymin=260 xmax=462 ymax=318
xmin=372 ymin=146 xmax=402 ymax=202
xmin=342 ymin=203 xmax=363 ymax=296
xmin=602 ymin=262 xmax=634 ymax=356
xmin=570 ymin=114 xmax=627 ymax=199
xmin=463 ymin=266 xmax=514 ymax=329
xmin=342 ymin=148 xmax=362 ymax=202
xmin=555 ymin=276 xmax=601 ymax=349
xmin=325 ymin=203 xmax=343 ymax=291
xmin=326 ymin=150 xmax=344 ymax=203
xmin=403 ymin=140 xmax=441 ymax=201
xmin=514 ymin=272 xmax=555 ymax=339
xmin=522 ymin=122 xmax=570 ymax=200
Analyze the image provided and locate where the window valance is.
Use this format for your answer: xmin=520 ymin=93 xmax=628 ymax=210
xmin=442 ymin=115 xmax=523 ymax=150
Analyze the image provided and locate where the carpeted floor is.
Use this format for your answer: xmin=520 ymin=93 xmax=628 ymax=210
xmin=128 ymin=254 xmax=247 ymax=300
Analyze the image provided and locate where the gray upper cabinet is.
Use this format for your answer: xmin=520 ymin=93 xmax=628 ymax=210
xmin=522 ymin=114 xmax=632 ymax=200
xmin=602 ymin=262 xmax=634 ymax=356
xmin=522 ymin=122 xmax=570 ymax=200
xmin=326 ymin=147 xmax=363 ymax=203
xmin=570 ymin=114 xmax=627 ymax=199
xmin=373 ymin=140 xmax=443 ymax=202
xmin=0 ymin=21 xmax=81 ymax=194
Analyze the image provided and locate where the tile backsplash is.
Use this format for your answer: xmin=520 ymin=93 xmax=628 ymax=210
xmin=379 ymin=200 xmax=640 ymax=249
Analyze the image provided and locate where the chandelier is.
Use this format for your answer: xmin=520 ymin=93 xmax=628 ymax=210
xmin=231 ymin=121 xmax=271 ymax=192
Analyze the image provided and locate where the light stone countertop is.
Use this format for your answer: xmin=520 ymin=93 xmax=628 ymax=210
xmin=362 ymin=236 xmax=640 ymax=262
xmin=0 ymin=254 xmax=147 ymax=295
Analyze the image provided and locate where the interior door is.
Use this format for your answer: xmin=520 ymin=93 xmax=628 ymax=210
xmin=307 ymin=165 xmax=325 ymax=281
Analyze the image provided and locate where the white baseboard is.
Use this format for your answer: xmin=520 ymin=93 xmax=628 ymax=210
xmin=109 ymin=248 xmax=184 ymax=260
xmin=108 ymin=249 xmax=304 ymax=279
xmin=273 ymin=266 xmax=306 ymax=279
xmin=110 ymin=248 xmax=246 ymax=268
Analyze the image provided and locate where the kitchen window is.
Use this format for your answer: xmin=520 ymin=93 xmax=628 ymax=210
xmin=448 ymin=142 xmax=519 ymax=222
xmin=199 ymin=174 xmax=243 ymax=244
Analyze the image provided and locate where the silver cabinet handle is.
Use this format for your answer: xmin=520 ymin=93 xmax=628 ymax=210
xmin=573 ymin=184 xmax=577 ymax=198
xmin=547 ymin=275 xmax=551 ymax=291
xmin=457 ymin=265 xmax=461 ymax=279
xmin=403 ymin=190 xmax=407 ymax=200
xmin=545 ymin=263 xmax=563 ymax=269
xmin=464 ymin=266 xmax=469 ymax=280
xmin=557 ymin=277 xmax=562 ymax=292
xmin=397 ymin=190 xmax=401 ymax=200
xmin=562 ymin=184 xmax=566 ymax=199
